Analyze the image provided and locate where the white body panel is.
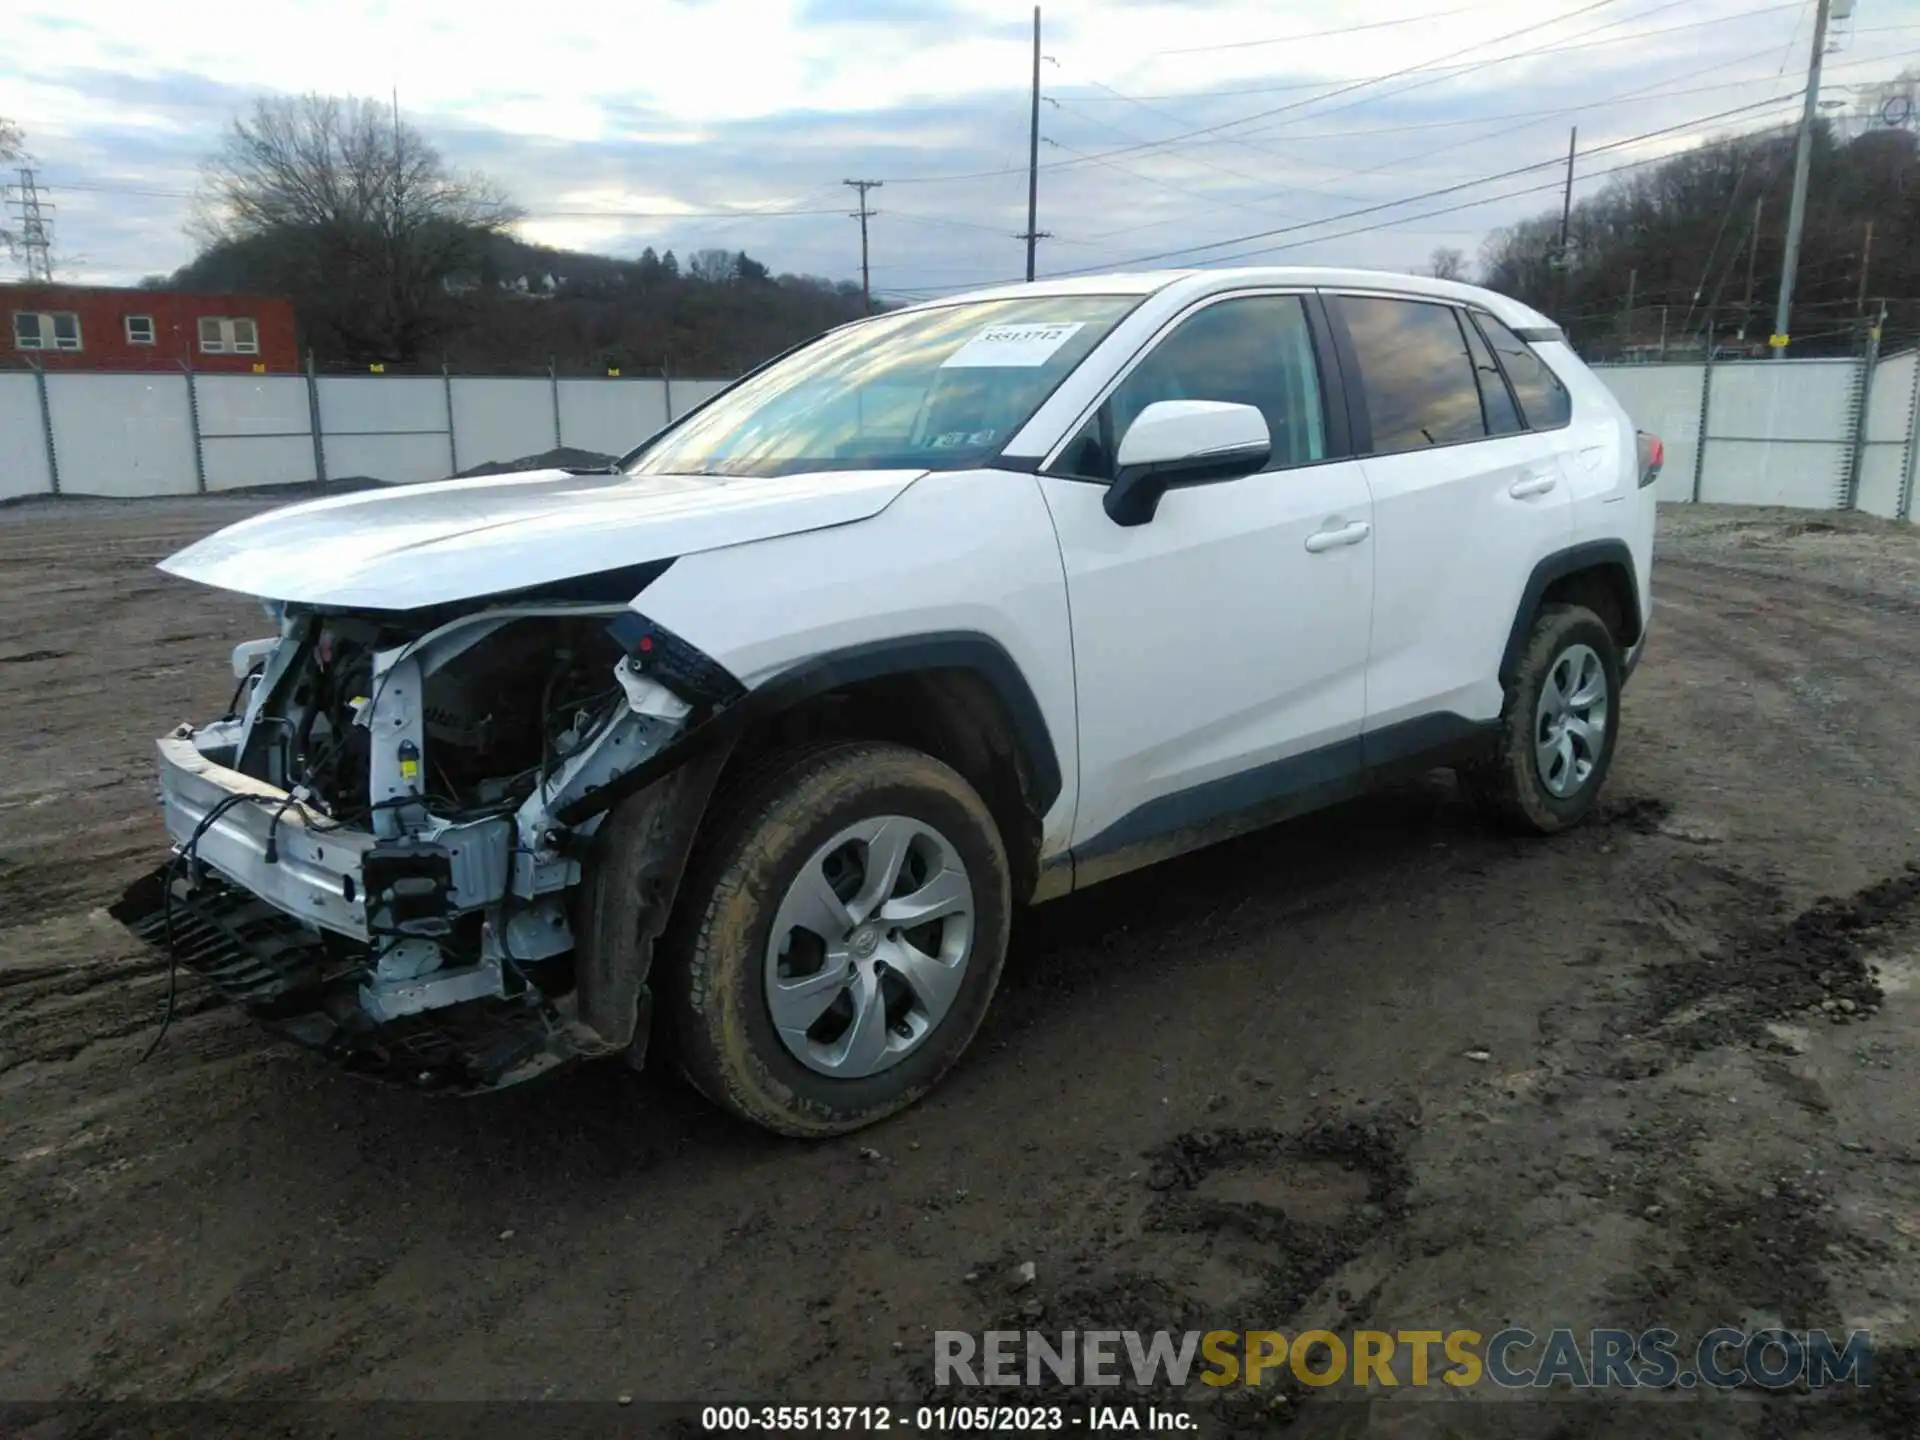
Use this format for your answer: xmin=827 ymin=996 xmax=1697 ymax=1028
xmin=159 ymin=465 xmax=925 ymax=609
xmin=1037 ymin=465 xmax=1373 ymax=848
xmin=1543 ymin=340 xmax=1657 ymax=624
xmin=1360 ymin=432 xmax=1573 ymax=732
xmin=634 ymin=469 xmax=1083 ymax=857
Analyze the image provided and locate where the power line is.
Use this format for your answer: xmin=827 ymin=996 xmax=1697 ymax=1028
xmin=878 ymin=0 xmax=1633 ymax=188
xmin=1159 ymin=3 xmax=1483 ymax=55
xmin=1055 ymin=47 xmax=1850 ymax=250
xmin=1153 ymin=118 xmax=1806 ymax=269
xmin=892 ymin=98 xmax=1809 ymax=297
xmin=1030 ymin=0 xmax=1770 ymax=229
xmin=1227 ymin=0 xmax=1719 ymax=143
xmin=1051 ymin=92 xmax=1802 ymax=274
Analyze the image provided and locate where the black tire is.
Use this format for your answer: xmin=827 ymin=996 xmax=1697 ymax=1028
xmin=655 ymin=740 xmax=1012 ymax=1137
xmin=1465 ymin=602 xmax=1622 ymax=835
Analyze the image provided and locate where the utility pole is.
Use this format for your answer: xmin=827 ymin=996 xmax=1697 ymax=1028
xmin=1855 ymin=219 xmax=1874 ymax=315
xmin=1623 ymin=266 xmax=1637 ymax=345
xmin=8 ymin=167 xmax=55 ymax=283
xmin=1023 ymin=5 xmax=1043 ymax=281
xmin=844 ymin=179 xmax=882 ymax=315
xmin=1556 ymin=126 xmax=1577 ymax=314
xmin=1772 ymin=0 xmax=1833 ymax=357
xmin=1738 ymin=195 xmax=1763 ymax=340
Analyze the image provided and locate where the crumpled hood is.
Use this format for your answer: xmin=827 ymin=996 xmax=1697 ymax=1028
xmin=160 ymin=465 xmax=928 ymax=610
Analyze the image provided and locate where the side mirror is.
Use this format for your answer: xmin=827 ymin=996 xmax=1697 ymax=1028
xmin=1103 ymin=401 xmax=1271 ymax=527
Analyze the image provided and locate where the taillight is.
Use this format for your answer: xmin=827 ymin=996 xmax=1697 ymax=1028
xmin=1636 ymin=432 xmax=1664 ymax=488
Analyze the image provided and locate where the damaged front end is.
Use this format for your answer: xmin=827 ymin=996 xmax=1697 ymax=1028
xmin=110 ymin=592 xmax=742 ymax=1092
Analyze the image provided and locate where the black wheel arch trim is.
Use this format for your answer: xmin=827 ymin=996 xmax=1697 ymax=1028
xmin=555 ymin=627 xmax=1063 ymax=827
xmin=1498 ymin=540 xmax=1643 ymax=689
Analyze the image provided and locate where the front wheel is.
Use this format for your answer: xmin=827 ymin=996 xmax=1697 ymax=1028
xmin=1465 ymin=602 xmax=1621 ymax=835
xmin=659 ymin=740 xmax=1012 ymax=1136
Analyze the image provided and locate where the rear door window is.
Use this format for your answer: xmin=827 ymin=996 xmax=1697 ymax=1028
xmin=1473 ymin=312 xmax=1572 ymax=430
xmin=1336 ymin=296 xmax=1487 ymax=454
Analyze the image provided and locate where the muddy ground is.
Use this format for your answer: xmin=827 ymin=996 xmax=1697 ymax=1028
xmin=3 ymin=498 xmax=1920 ymax=1436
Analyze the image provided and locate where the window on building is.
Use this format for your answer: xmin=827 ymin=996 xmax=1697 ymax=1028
xmin=198 ymin=317 xmax=260 ymax=355
xmin=1473 ymin=313 xmax=1572 ymax=430
xmin=125 ymin=315 xmax=156 ymax=345
xmin=1337 ymin=296 xmax=1487 ymax=454
xmin=12 ymin=311 xmax=83 ymax=352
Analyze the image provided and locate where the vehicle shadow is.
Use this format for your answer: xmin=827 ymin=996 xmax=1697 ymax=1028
xmin=220 ymin=771 xmax=1508 ymax=1182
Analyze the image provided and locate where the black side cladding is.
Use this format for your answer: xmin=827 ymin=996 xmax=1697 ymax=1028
xmin=557 ymin=626 xmax=1065 ymax=829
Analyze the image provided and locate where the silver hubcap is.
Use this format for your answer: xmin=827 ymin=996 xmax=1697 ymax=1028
xmin=1534 ymin=642 xmax=1609 ymax=798
xmin=764 ymin=815 xmax=975 ymax=1079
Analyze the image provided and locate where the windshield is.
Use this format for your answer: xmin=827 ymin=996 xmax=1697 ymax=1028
xmin=624 ymin=294 xmax=1140 ymax=478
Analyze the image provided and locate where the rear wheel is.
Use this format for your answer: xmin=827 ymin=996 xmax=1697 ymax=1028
xmin=659 ymin=740 xmax=1011 ymax=1136
xmin=1466 ymin=602 xmax=1620 ymax=834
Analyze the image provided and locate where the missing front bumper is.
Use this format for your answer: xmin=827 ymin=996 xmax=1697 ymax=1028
xmin=108 ymin=865 xmax=600 ymax=1093
xmin=153 ymin=730 xmax=510 ymax=942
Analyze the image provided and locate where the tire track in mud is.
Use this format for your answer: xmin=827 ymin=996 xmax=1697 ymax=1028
xmin=926 ymin=831 xmax=1920 ymax=1435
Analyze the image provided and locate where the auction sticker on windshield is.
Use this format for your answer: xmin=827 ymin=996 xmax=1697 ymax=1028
xmin=941 ymin=322 xmax=1085 ymax=368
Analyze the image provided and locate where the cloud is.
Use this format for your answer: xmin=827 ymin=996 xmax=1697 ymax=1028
xmin=3 ymin=0 xmax=1915 ymax=290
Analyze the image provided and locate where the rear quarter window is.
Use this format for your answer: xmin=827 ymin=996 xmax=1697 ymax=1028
xmin=1474 ymin=312 xmax=1572 ymax=430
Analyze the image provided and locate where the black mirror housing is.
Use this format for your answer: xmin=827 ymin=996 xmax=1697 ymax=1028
xmin=1102 ymin=443 xmax=1271 ymax=527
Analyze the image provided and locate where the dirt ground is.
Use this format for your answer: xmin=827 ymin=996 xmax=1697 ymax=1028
xmin=4 ymin=497 xmax=1920 ymax=1435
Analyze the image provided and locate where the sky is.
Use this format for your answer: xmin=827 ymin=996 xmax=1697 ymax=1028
xmin=3 ymin=0 xmax=1918 ymax=295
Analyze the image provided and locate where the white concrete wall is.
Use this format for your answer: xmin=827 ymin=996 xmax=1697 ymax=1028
xmin=1589 ymin=363 xmax=1704 ymax=503
xmin=1590 ymin=354 xmax=1913 ymax=516
xmin=316 ymin=376 xmax=451 ymax=485
xmin=557 ymin=378 xmax=670 ymax=458
xmin=44 ymin=373 xmax=198 ymax=497
xmin=0 ymin=373 xmax=54 ymax=500
xmin=668 ymin=378 xmax=731 ymax=417
xmin=1856 ymin=350 xmax=1917 ymax=521
xmin=7 ymin=360 xmax=1913 ymax=518
xmin=450 ymin=377 xmax=557 ymax=474
xmin=196 ymin=375 xmax=317 ymax=491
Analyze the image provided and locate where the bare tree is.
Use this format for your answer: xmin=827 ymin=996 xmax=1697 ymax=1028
xmin=1426 ymin=246 xmax=1469 ymax=282
xmin=0 ymin=118 xmax=23 ymax=258
xmin=687 ymin=248 xmax=739 ymax=284
xmin=198 ymin=94 xmax=520 ymax=362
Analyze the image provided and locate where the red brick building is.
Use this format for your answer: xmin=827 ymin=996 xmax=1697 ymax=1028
xmin=2 ymin=284 xmax=299 ymax=373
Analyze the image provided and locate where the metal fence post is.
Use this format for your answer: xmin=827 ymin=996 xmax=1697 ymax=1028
xmin=443 ymin=360 xmax=459 ymax=475
xmin=1691 ymin=348 xmax=1714 ymax=503
xmin=305 ymin=350 xmax=328 ymax=484
xmin=662 ymin=360 xmax=674 ymax=422
xmin=1897 ymin=346 xmax=1920 ymax=524
xmin=549 ymin=356 xmax=562 ymax=449
xmin=182 ymin=360 xmax=207 ymax=494
xmin=31 ymin=359 xmax=60 ymax=496
xmin=1843 ymin=322 xmax=1880 ymax=512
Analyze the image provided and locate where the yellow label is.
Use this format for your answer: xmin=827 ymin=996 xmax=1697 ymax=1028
xmin=399 ymin=758 xmax=420 ymax=780
xmin=607 ymin=366 xmax=621 ymax=377
xmin=1768 ymin=333 xmax=1789 ymax=348
xmin=370 ymin=362 xmax=386 ymax=373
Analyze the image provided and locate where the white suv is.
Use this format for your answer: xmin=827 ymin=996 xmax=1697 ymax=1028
xmin=113 ymin=267 xmax=1659 ymax=1135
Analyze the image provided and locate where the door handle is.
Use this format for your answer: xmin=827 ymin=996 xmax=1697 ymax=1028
xmin=1304 ymin=520 xmax=1371 ymax=553
xmin=1509 ymin=473 xmax=1558 ymax=499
